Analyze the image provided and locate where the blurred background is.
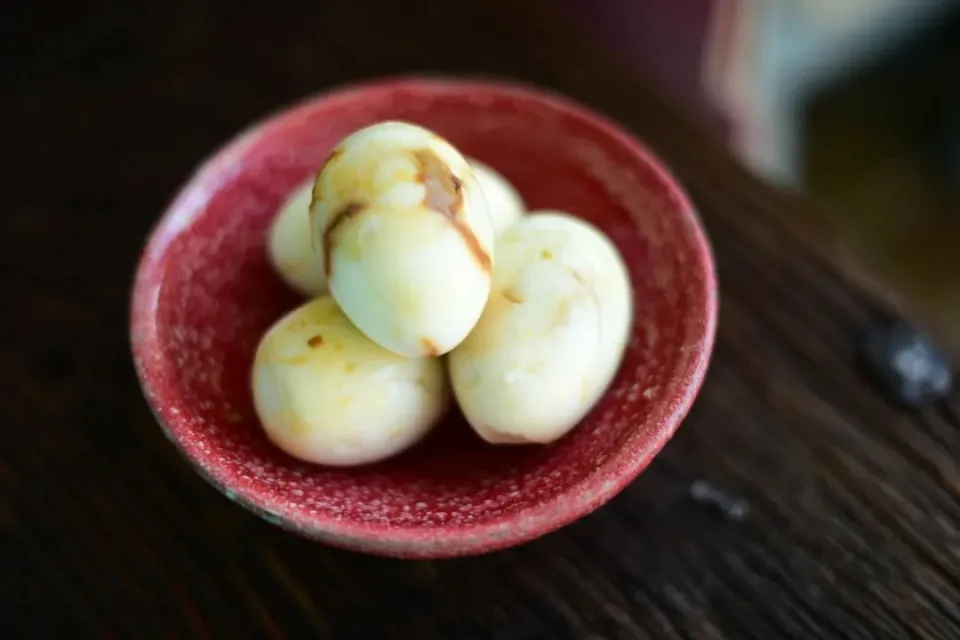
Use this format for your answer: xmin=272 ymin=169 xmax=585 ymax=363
xmin=10 ymin=0 xmax=959 ymax=349
xmin=560 ymin=0 xmax=960 ymax=348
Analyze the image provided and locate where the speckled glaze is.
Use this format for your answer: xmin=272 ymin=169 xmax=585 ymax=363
xmin=130 ymin=77 xmax=717 ymax=559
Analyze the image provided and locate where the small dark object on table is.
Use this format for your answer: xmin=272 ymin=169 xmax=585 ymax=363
xmin=689 ymin=479 xmax=751 ymax=522
xmin=859 ymin=320 xmax=953 ymax=407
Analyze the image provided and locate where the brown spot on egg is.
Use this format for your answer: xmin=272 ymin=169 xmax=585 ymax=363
xmin=314 ymin=297 xmax=341 ymax=321
xmin=414 ymin=149 xmax=463 ymax=217
xmin=322 ymin=200 xmax=366 ymax=276
xmin=311 ymin=148 xmax=342 ymax=209
xmin=291 ymin=416 xmax=312 ymax=436
xmin=502 ymin=287 xmax=523 ymax=303
xmin=540 ymin=249 xmax=553 ymax=260
xmin=568 ymin=268 xmax=586 ymax=286
xmin=343 ymin=361 xmax=357 ymax=373
xmin=554 ymin=299 xmax=573 ymax=328
xmin=413 ymin=149 xmax=492 ymax=273
xmin=307 ymin=335 xmax=324 ymax=348
xmin=420 ymin=338 xmax=440 ymax=357
xmin=318 ymin=147 xmax=343 ymax=177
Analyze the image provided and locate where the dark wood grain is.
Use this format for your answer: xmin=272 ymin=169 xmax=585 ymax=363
xmin=4 ymin=1 xmax=960 ymax=638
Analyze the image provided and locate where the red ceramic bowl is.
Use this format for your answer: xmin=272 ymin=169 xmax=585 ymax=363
xmin=131 ymin=77 xmax=717 ymax=558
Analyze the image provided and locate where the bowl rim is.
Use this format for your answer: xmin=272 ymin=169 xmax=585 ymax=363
xmin=130 ymin=74 xmax=718 ymax=558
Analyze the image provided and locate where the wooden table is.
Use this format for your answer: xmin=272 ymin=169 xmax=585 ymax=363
xmin=6 ymin=1 xmax=960 ymax=638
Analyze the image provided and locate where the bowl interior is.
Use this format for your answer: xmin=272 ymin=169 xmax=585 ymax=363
xmin=132 ymin=79 xmax=714 ymax=555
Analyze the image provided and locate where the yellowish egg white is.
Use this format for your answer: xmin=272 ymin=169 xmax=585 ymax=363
xmin=252 ymin=296 xmax=449 ymax=466
xmin=448 ymin=211 xmax=633 ymax=444
xmin=267 ymin=179 xmax=328 ymax=296
xmin=310 ymin=122 xmax=496 ymax=358
xmin=469 ymin=159 xmax=526 ymax=236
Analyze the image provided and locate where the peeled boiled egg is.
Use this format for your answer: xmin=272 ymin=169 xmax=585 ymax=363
xmin=266 ymin=160 xmax=517 ymax=299
xmin=251 ymin=296 xmax=449 ymax=466
xmin=266 ymin=178 xmax=328 ymax=297
xmin=469 ymin=159 xmax=525 ymax=236
xmin=448 ymin=211 xmax=633 ymax=444
xmin=310 ymin=121 xmax=495 ymax=358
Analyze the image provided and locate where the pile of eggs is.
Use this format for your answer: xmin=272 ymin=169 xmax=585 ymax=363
xmin=253 ymin=121 xmax=634 ymax=466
